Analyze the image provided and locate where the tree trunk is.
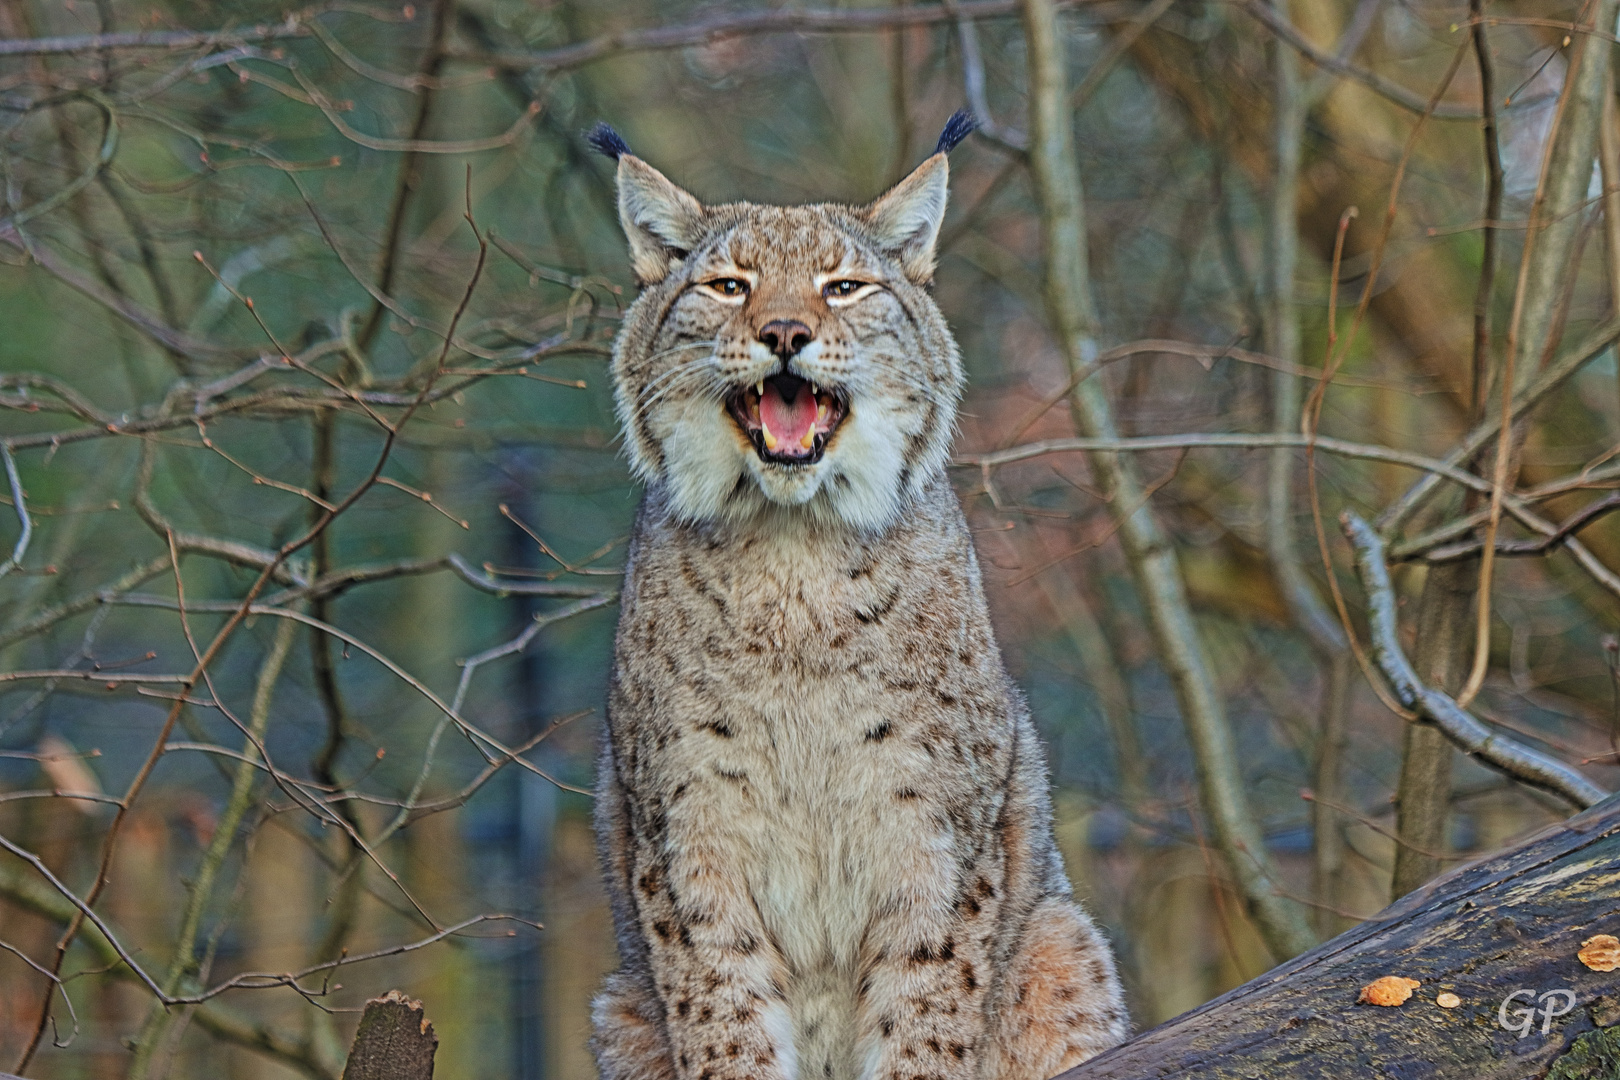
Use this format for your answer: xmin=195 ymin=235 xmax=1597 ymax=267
xmin=1056 ymin=793 xmax=1620 ymax=1079
xmin=1391 ymin=559 xmax=1475 ymax=898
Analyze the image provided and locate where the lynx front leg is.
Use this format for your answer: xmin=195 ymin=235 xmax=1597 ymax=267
xmin=633 ymin=834 xmax=796 ymax=1080
xmin=982 ymin=898 xmax=1127 ymax=1080
xmin=854 ymin=851 xmax=992 ymax=1080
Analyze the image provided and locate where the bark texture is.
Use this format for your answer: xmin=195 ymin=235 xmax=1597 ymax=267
xmin=341 ymin=992 xmax=437 ymax=1080
xmin=1390 ymin=560 xmax=1474 ymax=898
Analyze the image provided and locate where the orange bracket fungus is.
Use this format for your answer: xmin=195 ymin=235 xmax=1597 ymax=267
xmin=1359 ymin=976 xmax=1421 ymax=1007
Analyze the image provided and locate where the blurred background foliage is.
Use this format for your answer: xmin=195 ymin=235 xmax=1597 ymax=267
xmin=1 ymin=0 xmax=1617 ymax=1076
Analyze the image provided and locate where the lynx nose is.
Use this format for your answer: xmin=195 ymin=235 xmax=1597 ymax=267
xmin=757 ymin=319 xmax=814 ymax=360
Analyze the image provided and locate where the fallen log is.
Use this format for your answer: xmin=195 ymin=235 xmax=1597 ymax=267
xmin=1057 ymin=792 xmax=1620 ymax=1079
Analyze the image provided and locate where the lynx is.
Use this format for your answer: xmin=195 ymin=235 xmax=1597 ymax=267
xmin=589 ymin=114 xmax=1127 ymax=1080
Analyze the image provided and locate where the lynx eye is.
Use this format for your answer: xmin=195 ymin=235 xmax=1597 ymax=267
xmin=705 ymin=278 xmax=749 ymax=297
xmin=823 ymin=280 xmax=868 ymax=299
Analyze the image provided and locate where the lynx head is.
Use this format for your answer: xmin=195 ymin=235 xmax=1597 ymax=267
xmin=598 ymin=114 xmax=974 ymax=533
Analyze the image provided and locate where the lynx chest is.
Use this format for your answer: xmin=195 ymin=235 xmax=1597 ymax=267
xmin=610 ymin=522 xmax=1013 ymax=971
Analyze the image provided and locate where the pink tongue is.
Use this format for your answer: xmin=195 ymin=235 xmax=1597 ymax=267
xmin=760 ymin=383 xmax=817 ymax=449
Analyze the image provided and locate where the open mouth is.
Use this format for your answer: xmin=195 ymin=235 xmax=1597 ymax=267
xmin=726 ymin=373 xmax=848 ymax=466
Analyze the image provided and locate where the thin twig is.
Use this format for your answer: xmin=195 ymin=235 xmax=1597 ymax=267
xmin=1301 ymin=791 xmax=1459 ymax=861
xmin=455 ymin=0 xmax=1088 ymax=72
xmin=1378 ymin=315 xmax=1620 ymax=533
xmin=1303 ymin=42 xmax=1471 ymax=726
xmin=995 ymin=337 xmax=1404 ymax=451
xmin=967 ymin=430 xmax=1620 ymax=598
xmin=966 ymin=431 xmax=1501 ymax=490
xmin=171 ymin=915 xmax=534 ymax=1004
xmin=1420 ymin=492 xmax=1620 ymax=563
xmin=1462 ymin=0 xmax=1620 ymax=709
xmin=1069 ymin=0 xmax=1176 ymax=112
xmin=1243 ymin=0 xmax=1546 ymax=120
xmin=0 ymin=831 xmax=167 ymax=1001
xmin=0 ymin=446 xmax=32 ymax=580
xmin=1469 ymin=1 xmax=1504 ymax=425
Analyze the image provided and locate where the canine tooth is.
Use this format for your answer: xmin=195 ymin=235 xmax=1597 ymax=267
xmin=762 ymin=423 xmax=779 ymax=451
xmin=799 ymin=429 xmax=815 ymax=450
xmin=756 ymin=380 xmax=764 ymax=396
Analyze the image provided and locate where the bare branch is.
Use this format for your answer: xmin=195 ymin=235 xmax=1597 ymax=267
xmin=1019 ymin=0 xmax=1316 ymax=960
xmin=0 ymin=790 xmax=122 ymax=807
xmin=132 ymin=440 xmax=309 ymax=586
xmin=0 ymin=831 xmax=167 ymax=999
xmin=949 ymin=5 xmax=1027 ymax=152
xmin=966 ymin=431 xmax=1620 ymax=599
xmin=0 ymin=557 xmax=170 ymax=651
xmin=1460 ymin=0 xmax=1620 ymax=710
xmin=1241 ymin=0 xmax=1546 ymax=120
xmin=3 ymin=93 xmax=118 ymax=232
xmin=0 ymin=671 xmax=189 ymax=686
xmin=1069 ymin=0 xmax=1176 ymax=113
xmin=963 ymin=431 xmax=1497 ymax=490
xmin=0 ymin=447 xmax=31 ymax=581
xmin=453 ymin=0 xmax=1087 ymax=73
xmin=995 ymin=337 xmax=1406 ymax=451
xmin=1385 ymin=314 xmax=1620 ymax=532
xmin=0 ymin=18 xmax=309 ymax=57
xmin=446 ymin=551 xmax=617 ymax=597
xmin=0 ymin=856 xmax=374 ymax=1080
xmin=171 ymin=915 xmax=532 ymax=1004
xmin=1341 ymin=512 xmax=1609 ymax=809
xmin=0 ymin=230 xmax=233 ymax=362
xmin=1417 ymin=492 xmax=1620 ymax=563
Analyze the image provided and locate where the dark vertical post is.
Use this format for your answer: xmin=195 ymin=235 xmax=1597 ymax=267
xmin=503 ymin=446 xmax=557 ymax=1080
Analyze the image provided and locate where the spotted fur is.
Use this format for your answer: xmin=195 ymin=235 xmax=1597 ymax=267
xmin=592 ymin=129 xmax=1127 ymax=1080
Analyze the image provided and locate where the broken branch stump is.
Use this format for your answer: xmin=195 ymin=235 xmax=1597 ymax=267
xmin=341 ymin=991 xmax=437 ymax=1080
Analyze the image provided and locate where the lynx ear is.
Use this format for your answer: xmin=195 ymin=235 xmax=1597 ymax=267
xmin=864 ymin=154 xmax=949 ymax=285
xmin=615 ymin=155 xmax=705 ymax=285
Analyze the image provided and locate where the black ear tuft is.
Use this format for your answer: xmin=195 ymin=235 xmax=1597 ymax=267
xmin=933 ymin=109 xmax=977 ymax=156
xmin=586 ymin=122 xmax=632 ymax=161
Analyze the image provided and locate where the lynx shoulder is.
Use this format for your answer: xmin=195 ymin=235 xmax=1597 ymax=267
xmin=590 ymin=115 xmax=1126 ymax=1080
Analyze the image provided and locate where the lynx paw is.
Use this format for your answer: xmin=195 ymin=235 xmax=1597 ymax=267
xmin=984 ymin=898 xmax=1127 ymax=1080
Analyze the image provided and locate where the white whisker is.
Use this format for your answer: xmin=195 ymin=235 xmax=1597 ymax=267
xmin=632 ymin=355 xmax=728 ymax=423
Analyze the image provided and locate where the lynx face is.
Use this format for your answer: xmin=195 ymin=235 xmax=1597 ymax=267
xmin=607 ymin=145 xmax=964 ymax=532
